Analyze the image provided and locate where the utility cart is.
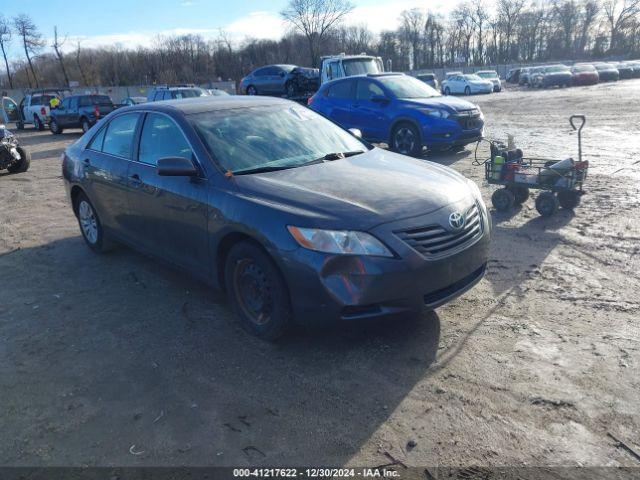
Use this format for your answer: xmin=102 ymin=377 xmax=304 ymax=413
xmin=478 ymin=115 xmax=589 ymax=217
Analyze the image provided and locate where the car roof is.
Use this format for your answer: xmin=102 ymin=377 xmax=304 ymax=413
xmin=124 ymin=95 xmax=292 ymax=115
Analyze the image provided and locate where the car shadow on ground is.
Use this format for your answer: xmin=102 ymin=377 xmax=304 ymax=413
xmin=0 ymin=236 xmax=441 ymax=466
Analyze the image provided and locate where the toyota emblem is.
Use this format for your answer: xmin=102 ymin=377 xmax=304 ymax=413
xmin=449 ymin=212 xmax=465 ymax=230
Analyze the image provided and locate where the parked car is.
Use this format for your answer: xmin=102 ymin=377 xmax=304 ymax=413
xmin=625 ymin=60 xmax=640 ymax=78
xmin=0 ymin=125 xmax=30 ymax=174
xmin=518 ymin=67 xmax=532 ymax=86
xmin=506 ymin=68 xmax=521 ymax=84
xmin=1 ymin=96 xmax=21 ymax=126
xmin=476 ymin=70 xmax=502 ymax=92
xmin=593 ymin=63 xmax=619 ymax=82
xmin=527 ymin=67 xmax=546 ymax=87
xmin=284 ymin=67 xmax=320 ymax=97
xmin=533 ymin=64 xmax=572 ymax=88
xmin=445 ymin=71 xmax=463 ymax=78
xmin=146 ymin=86 xmax=210 ymax=102
xmin=62 ymin=96 xmax=490 ymax=340
xmin=17 ymin=91 xmax=62 ymax=130
xmin=239 ymin=64 xmax=296 ymax=96
xmin=441 ymin=74 xmax=493 ymax=95
xmin=416 ymin=73 xmax=439 ymax=91
xmin=613 ymin=62 xmax=635 ymax=79
xmin=570 ymin=64 xmax=599 ymax=86
xmin=208 ymin=89 xmax=230 ymax=96
xmin=319 ymin=54 xmax=383 ymax=84
xmin=308 ymin=73 xmax=484 ymax=156
xmin=50 ymin=94 xmax=116 ymax=134
xmin=121 ymin=96 xmax=147 ymax=106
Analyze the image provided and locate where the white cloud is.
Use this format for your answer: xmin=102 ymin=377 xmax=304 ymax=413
xmin=225 ymin=11 xmax=288 ymax=40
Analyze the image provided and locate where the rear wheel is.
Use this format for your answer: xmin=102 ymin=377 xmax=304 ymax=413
xmin=491 ymin=188 xmax=515 ymax=212
xmin=507 ymin=186 xmax=529 ymax=204
xmin=444 ymin=87 xmax=451 ymax=95
xmin=557 ymin=190 xmax=581 ymax=209
xmin=16 ymin=121 xmax=24 ymax=130
xmin=81 ymin=118 xmax=91 ymax=133
xmin=535 ymin=191 xmax=559 ymax=217
xmin=224 ymin=241 xmax=292 ymax=340
xmin=286 ymin=82 xmax=296 ymax=97
xmin=246 ymin=85 xmax=257 ymax=96
xmin=391 ymin=122 xmax=422 ymax=157
xmin=464 ymin=86 xmax=471 ymax=95
xmin=75 ymin=192 xmax=114 ymax=253
xmin=6 ymin=147 xmax=30 ymax=174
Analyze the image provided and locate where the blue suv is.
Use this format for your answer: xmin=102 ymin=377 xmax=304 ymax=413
xmin=308 ymin=73 xmax=484 ymax=156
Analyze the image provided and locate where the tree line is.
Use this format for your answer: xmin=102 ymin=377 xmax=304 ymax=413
xmin=1 ymin=0 xmax=639 ymax=89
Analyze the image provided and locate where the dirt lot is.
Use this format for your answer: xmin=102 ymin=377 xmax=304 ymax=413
xmin=1 ymin=81 xmax=639 ymax=469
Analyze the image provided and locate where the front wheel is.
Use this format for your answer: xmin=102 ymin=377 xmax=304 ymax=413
xmin=465 ymin=86 xmax=471 ymax=96
xmin=81 ymin=118 xmax=91 ymax=133
xmin=224 ymin=241 xmax=292 ymax=340
xmin=286 ymin=82 xmax=296 ymax=98
xmin=444 ymin=87 xmax=450 ymax=95
xmin=491 ymin=188 xmax=515 ymax=212
xmin=16 ymin=121 xmax=24 ymax=130
xmin=391 ymin=123 xmax=422 ymax=157
xmin=34 ymin=115 xmax=44 ymax=131
xmin=246 ymin=85 xmax=257 ymax=96
xmin=535 ymin=191 xmax=559 ymax=217
xmin=6 ymin=147 xmax=30 ymax=174
xmin=50 ymin=118 xmax=63 ymax=134
xmin=75 ymin=192 xmax=114 ymax=253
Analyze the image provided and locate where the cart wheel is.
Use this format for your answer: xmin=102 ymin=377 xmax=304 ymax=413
xmin=558 ymin=190 xmax=581 ymax=209
xmin=535 ymin=192 xmax=559 ymax=217
xmin=492 ymin=188 xmax=515 ymax=212
xmin=507 ymin=186 xmax=530 ymax=204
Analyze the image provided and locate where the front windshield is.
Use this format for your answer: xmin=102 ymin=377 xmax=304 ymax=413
xmin=595 ymin=64 xmax=613 ymax=71
xmin=573 ymin=65 xmax=595 ymax=72
xmin=190 ymin=105 xmax=367 ymax=174
xmin=464 ymin=74 xmax=482 ymax=81
xmin=477 ymin=72 xmax=497 ymax=78
xmin=343 ymin=58 xmax=381 ymax=76
xmin=377 ymin=76 xmax=440 ymax=99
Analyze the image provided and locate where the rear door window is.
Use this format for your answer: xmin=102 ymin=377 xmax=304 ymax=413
xmin=69 ymin=97 xmax=79 ymax=110
xmin=102 ymin=113 xmax=141 ymax=159
xmin=327 ymin=81 xmax=353 ymax=99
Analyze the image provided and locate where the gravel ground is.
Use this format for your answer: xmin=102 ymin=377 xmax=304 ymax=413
xmin=0 ymin=81 xmax=639 ymax=469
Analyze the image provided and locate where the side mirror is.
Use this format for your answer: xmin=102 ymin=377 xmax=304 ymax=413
xmin=157 ymin=157 xmax=198 ymax=176
xmin=371 ymin=94 xmax=389 ymax=103
xmin=348 ymin=128 xmax=362 ymax=138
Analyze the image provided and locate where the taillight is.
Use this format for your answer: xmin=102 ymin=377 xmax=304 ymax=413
xmin=40 ymin=107 xmax=46 ymax=116
xmin=307 ymin=95 xmax=314 ymax=106
xmin=94 ymin=106 xmax=100 ymax=117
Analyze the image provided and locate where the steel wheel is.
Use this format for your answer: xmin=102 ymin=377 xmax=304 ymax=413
xmin=78 ymin=200 xmax=99 ymax=245
xmin=233 ymin=259 xmax=273 ymax=326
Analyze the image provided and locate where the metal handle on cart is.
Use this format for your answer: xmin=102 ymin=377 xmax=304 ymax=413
xmin=570 ymin=115 xmax=586 ymax=163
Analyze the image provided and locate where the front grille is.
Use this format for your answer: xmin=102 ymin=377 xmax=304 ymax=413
xmin=456 ymin=115 xmax=483 ymax=130
xmin=395 ymin=203 xmax=483 ymax=257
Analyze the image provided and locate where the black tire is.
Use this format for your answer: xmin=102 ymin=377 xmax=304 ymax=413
xmin=464 ymin=86 xmax=471 ymax=95
xmin=16 ymin=121 xmax=24 ymax=130
xmin=491 ymin=188 xmax=515 ymax=212
xmin=246 ymin=85 xmax=257 ymax=96
xmin=74 ymin=192 xmax=114 ymax=253
xmin=34 ymin=115 xmax=44 ymax=131
xmin=391 ymin=122 xmax=422 ymax=157
xmin=285 ymin=82 xmax=296 ymax=98
xmin=535 ymin=191 xmax=559 ymax=217
xmin=81 ymin=118 xmax=91 ymax=133
xmin=224 ymin=241 xmax=292 ymax=340
xmin=50 ymin=118 xmax=63 ymax=134
xmin=557 ymin=190 xmax=581 ymax=210
xmin=444 ymin=87 xmax=450 ymax=95
xmin=507 ymin=185 xmax=529 ymax=204
xmin=6 ymin=147 xmax=31 ymax=174
xmin=450 ymin=145 xmax=466 ymax=153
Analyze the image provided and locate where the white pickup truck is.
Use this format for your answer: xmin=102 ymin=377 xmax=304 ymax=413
xmin=319 ymin=54 xmax=384 ymax=85
xmin=17 ymin=92 xmax=61 ymax=130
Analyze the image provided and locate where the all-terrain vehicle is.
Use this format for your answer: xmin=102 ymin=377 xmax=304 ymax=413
xmin=0 ymin=125 xmax=30 ymax=174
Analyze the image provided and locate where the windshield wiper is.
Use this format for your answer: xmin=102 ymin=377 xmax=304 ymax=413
xmin=318 ymin=150 xmax=365 ymax=161
xmin=233 ymin=165 xmax=296 ymax=175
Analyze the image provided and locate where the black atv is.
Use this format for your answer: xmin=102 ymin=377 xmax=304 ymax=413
xmin=0 ymin=125 xmax=30 ymax=174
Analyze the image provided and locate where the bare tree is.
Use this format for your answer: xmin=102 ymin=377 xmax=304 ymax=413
xmin=75 ymin=40 xmax=89 ymax=85
xmin=13 ymin=14 xmax=44 ymax=88
xmin=496 ymin=0 xmax=526 ymax=61
xmin=281 ymin=0 xmax=354 ymax=67
xmin=577 ymin=0 xmax=600 ymax=54
xmin=471 ymin=0 xmax=489 ymax=64
xmin=0 ymin=15 xmax=13 ymax=88
xmin=400 ymin=9 xmax=425 ymax=69
xmin=603 ymin=0 xmax=640 ymax=51
xmin=52 ymin=26 xmax=70 ymax=86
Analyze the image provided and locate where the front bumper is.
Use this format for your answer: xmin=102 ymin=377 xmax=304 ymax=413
xmin=278 ymin=200 xmax=491 ymax=326
xmin=422 ymin=116 xmax=484 ymax=148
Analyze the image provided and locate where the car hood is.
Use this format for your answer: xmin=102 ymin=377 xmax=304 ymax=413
xmin=402 ymin=96 xmax=477 ymax=113
xmin=232 ymin=148 xmax=473 ymax=231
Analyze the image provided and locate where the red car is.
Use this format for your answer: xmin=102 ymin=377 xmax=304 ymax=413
xmin=571 ymin=64 xmax=599 ymax=85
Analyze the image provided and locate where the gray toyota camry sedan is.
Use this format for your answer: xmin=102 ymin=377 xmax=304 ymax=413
xmin=62 ymin=96 xmax=490 ymax=339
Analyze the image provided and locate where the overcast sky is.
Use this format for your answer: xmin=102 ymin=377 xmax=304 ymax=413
xmin=1 ymin=0 xmax=450 ymax=58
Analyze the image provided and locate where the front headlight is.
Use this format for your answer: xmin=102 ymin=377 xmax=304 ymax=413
xmin=419 ymin=108 xmax=450 ymax=119
xmin=287 ymin=226 xmax=394 ymax=257
xmin=466 ymin=178 xmax=486 ymax=207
